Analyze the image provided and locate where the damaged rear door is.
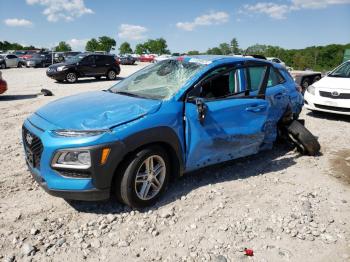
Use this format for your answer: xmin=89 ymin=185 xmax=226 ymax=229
xmin=184 ymin=62 xmax=272 ymax=171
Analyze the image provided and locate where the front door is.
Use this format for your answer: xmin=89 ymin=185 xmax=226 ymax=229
xmin=78 ymin=55 xmax=96 ymax=76
xmin=184 ymin=63 xmax=272 ymax=171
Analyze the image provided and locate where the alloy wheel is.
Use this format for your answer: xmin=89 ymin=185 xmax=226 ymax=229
xmin=134 ymin=155 xmax=166 ymax=201
xmin=66 ymin=72 xmax=77 ymax=83
xmin=108 ymin=70 xmax=116 ymax=80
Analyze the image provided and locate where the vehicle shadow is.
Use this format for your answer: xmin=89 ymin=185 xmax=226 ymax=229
xmin=55 ymin=77 xmax=125 ymax=85
xmin=67 ymin=143 xmax=300 ymax=214
xmin=0 ymin=94 xmax=38 ymax=101
xmin=306 ymin=111 xmax=350 ymax=123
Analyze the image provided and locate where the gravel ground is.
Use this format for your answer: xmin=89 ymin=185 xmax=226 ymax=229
xmin=0 ymin=65 xmax=349 ymax=262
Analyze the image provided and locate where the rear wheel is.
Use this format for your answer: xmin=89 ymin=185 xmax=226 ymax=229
xmin=287 ymin=120 xmax=320 ymax=156
xmin=65 ymin=72 xmax=77 ymax=83
xmin=115 ymin=146 xmax=170 ymax=208
xmin=313 ymin=75 xmax=321 ymax=83
xmin=107 ymin=70 xmax=117 ymax=80
xmin=301 ymin=78 xmax=310 ymax=90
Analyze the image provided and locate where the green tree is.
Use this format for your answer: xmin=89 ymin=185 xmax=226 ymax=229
xmin=119 ymin=42 xmax=133 ymax=54
xmin=206 ymin=47 xmax=222 ymax=55
xmin=144 ymin=38 xmax=170 ymax=54
xmin=230 ymin=38 xmax=240 ymax=54
xmin=187 ymin=50 xmax=200 ymax=55
xmin=98 ymin=36 xmax=116 ymax=52
xmin=55 ymin=41 xmax=72 ymax=52
xmin=85 ymin=38 xmax=99 ymax=52
xmin=219 ymin=43 xmax=231 ymax=55
xmin=135 ymin=43 xmax=147 ymax=55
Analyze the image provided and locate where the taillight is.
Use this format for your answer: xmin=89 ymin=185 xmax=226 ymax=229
xmin=115 ymin=58 xmax=120 ymax=65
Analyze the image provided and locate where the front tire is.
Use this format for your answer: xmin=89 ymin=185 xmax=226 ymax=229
xmin=106 ymin=70 xmax=117 ymax=80
xmin=65 ymin=72 xmax=77 ymax=83
xmin=0 ymin=63 xmax=5 ymax=69
xmin=287 ymin=120 xmax=320 ymax=156
xmin=116 ymin=146 xmax=170 ymax=208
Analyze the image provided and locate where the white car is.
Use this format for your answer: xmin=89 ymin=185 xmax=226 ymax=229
xmin=154 ymin=54 xmax=172 ymax=63
xmin=267 ymin=57 xmax=286 ymax=68
xmin=304 ymin=60 xmax=350 ymax=115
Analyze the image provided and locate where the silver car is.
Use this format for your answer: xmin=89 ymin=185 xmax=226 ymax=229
xmin=0 ymin=54 xmax=25 ymax=69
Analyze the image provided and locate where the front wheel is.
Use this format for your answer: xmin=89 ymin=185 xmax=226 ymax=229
xmin=106 ymin=70 xmax=117 ymax=80
xmin=287 ymin=120 xmax=320 ymax=156
xmin=0 ymin=63 xmax=5 ymax=69
xmin=116 ymin=146 xmax=170 ymax=208
xmin=65 ymin=72 xmax=77 ymax=83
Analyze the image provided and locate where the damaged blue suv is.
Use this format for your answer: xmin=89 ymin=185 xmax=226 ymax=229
xmin=22 ymin=55 xmax=319 ymax=208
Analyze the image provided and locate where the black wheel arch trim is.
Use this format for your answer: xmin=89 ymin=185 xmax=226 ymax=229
xmin=63 ymin=126 xmax=184 ymax=191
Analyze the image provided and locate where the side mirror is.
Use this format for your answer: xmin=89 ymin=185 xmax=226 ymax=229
xmin=195 ymin=98 xmax=207 ymax=125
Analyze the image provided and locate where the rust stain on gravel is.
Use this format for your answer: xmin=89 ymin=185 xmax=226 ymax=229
xmin=330 ymin=149 xmax=350 ymax=184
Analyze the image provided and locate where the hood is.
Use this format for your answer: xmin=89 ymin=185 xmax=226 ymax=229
xmin=35 ymin=91 xmax=162 ymax=130
xmin=314 ymin=76 xmax=350 ymax=90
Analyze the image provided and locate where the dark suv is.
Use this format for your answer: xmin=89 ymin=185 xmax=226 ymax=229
xmin=46 ymin=53 xmax=120 ymax=83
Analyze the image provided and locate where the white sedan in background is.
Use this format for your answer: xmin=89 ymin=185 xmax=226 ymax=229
xmin=154 ymin=54 xmax=172 ymax=63
xmin=304 ymin=60 xmax=350 ymax=115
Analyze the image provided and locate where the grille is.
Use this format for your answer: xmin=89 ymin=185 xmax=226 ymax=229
xmin=319 ymin=91 xmax=350 ymax=99
xmin=22 ymin=126 xmax=43 ymax=169
xmin=314 ymin=104 xmax=350 ymax=113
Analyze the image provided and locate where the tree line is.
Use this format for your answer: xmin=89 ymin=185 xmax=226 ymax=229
xmin=1 ymin=37 xmax=348 ymax=70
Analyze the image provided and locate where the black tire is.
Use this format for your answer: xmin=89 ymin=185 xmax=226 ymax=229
xmin=116 ymin=146 xmax=170 ymax=208
xmin=287 ymin=120 xmax=320 ymax=156
xmin=0 ymin=63 xmax=5 ymax=69
xmin=301 ymin=78 xmax=310 ymax=89
xmin=65 ymin=71 xmax=77 ymax=83
xmin=313 ymin=75 xmax=321 ymax=83
xmin=106 ymin=69 xmax=117 ymax=80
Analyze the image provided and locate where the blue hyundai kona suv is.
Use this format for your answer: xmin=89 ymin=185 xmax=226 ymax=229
xmin=22 ymin=55 xmax=314 ymax=208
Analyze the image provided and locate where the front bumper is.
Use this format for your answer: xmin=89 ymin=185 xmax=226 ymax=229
xmin=46 ymin=69 xmax=66 ymax=81
xmin=29 ymin=165 xmax=110 ymax=201
xmin=23 ymin=116 xmax=126 ymax=201
xmin=26 ymin=61 xmax=39 ymax=67
xmin=304 ymin=90 xmax=350 ymax=115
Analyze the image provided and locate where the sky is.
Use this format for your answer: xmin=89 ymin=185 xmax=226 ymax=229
xmin=0 ymin=0 xmax=350 ymax=53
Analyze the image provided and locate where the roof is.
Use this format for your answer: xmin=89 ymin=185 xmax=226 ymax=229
xmin=183 ymin=55 xmax=271 ymax=66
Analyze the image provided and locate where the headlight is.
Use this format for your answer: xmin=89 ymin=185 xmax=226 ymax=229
xmin=52 ymin=150 xmax=91 ymax=169
xmin=56 ymin=66 xmax=67 ymax=71
xmin=307 ymin=85 xmax=315 ymax=95
xmin=52 ymin=129 xmax=110 ymax=137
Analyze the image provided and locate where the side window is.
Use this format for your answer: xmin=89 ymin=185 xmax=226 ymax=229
xmin=7 ymin=55 xmax=16 ymax=59
xmin=267 ymin=68 xmax=286 ymax=87
xmin=81 ymin=55 xmax=94 ymax=65
xmin=245 ymin=66 xmax=267 ymax=91
xmin=267 ymin=69 xmax=279 ymax=87
xmin=95 ymin=55 xmax=109 ymax=66
xmin=190 ymin=67 xmax=246 ymax=100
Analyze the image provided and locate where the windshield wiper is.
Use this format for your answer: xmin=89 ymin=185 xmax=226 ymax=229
xmin=113 ymin=91 xmax=146 ymax=98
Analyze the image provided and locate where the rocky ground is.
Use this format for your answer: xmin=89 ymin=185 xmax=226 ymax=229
xmin=0 ymin=65 xmax=349 ymax=262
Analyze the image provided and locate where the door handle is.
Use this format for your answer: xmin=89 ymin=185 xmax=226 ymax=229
xmin=246 ymin=104 xmax=267 ymax=112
